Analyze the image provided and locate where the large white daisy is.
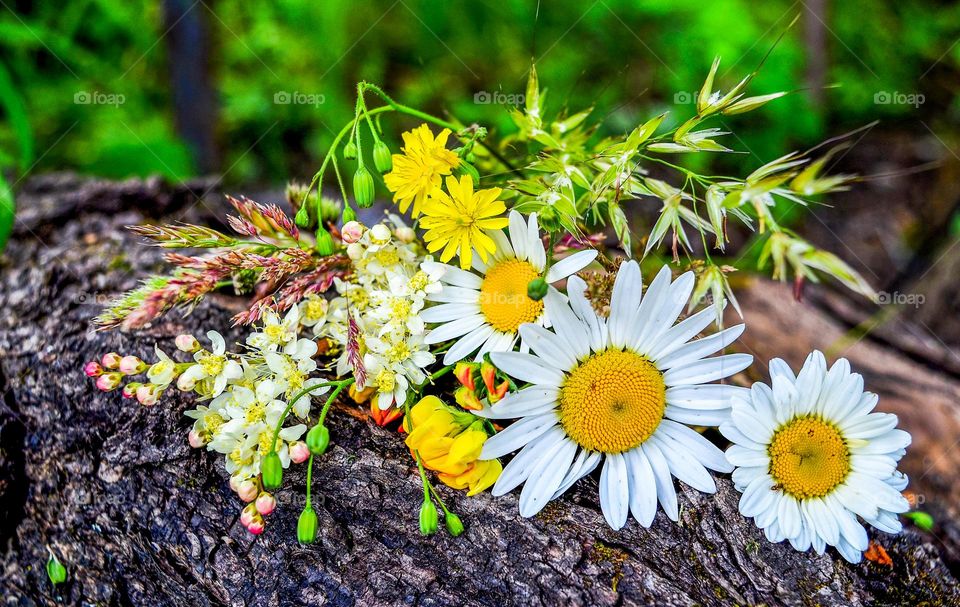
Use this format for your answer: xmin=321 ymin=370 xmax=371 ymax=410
xmin=477 ymin=260 xmax=752 ymax=529
xmin=421 ymin=210 xmax=597 ymax=365
xmin=720 ymin=351 xmax=911 ymax=563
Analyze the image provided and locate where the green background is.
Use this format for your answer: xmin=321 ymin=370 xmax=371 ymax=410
xmin=0 ymin=0 xmax=957 ymax=185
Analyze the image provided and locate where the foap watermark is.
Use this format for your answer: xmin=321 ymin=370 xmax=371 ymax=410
xmin=274 ymin=91 xmax=326 ymax=107
xmin=74 ymin=91 xmax=126 ymax=106
xmin=673 ymin=91 xmax=696 ymax=105
xmin=873 ymin=91 xmax=925 ymax=108
xmin=473 ymin=91 xmax=524 ymax=105
xmin=873 ymin=291 xmax=925 ymax=308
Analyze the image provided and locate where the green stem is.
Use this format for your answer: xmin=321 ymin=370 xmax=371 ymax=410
xmin=269 ymin=380 xmax=343 ymax=453
xmin=415 ymin=451 xmax=432 ymax=502
xmin=305 ymin=454 xmax=315 ymax=508
xmin=317 ymin=378 xmax=354 ymax=426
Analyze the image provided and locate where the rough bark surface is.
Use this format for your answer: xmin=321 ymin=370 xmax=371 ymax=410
xmin=1 ymin=175 xmax=958 ymax=606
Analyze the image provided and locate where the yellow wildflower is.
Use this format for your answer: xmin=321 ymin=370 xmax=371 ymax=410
xmin=383 ymin=124 xmax=460 ymax=218
xmin=420 ymin=174 xmax=510 ymax=270
xmin=404 ymin=396 xmax=501 ymax=494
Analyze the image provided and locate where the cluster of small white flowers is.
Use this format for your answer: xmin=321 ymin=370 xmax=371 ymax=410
xmin=319 ymin=218 xmax=440 ymax=410
xmin=183 ymin=324 xmax=322 ymax=486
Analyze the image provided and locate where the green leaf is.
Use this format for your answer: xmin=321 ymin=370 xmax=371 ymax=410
xmin=0 ymin=58 xmax=33 ymax=170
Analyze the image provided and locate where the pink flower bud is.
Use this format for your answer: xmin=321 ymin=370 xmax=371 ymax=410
xmin=188 ymin=430 xmax=206 ymax=449
xmin=289 ymin=441 xmax=310 ymax=464
xmin=175 ymin=334 xmax=200 ymax=353
xmin=101 ymin=352 xmax=122 ymax=370
xmin=237 ymin=480 xmax=259 ymax=503
xmin=119 ymin=355 xmax=146 ymax=375
xmin=176 ymin=372 xmax=197 ymax=392
xmin=341 ymin=221 xmax=365 ymax=244
xmin=122 ymin=382 xmax=142 ymax=399
xmin=229 ymin=476 xmax=241 ymax=493
xmin=395 ymin=226 xmax=415 ymax=243
xmin=255 ymin=492 xmax=277 ymax=516
xmin=240 ymin=503 xmax=258 ymax=527
xmin=95 ymin=372 xmax=122 ymax=391
xmin=246 ymin=519 xmax=265 ymax=535
xmin=84 ymin=361 xmax=104 ymax=377
xmin=136 ymin=384 xmax=160 ymax=406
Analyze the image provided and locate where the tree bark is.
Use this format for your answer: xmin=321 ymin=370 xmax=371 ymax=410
xmin=1 ymin=175 xmax=958 ymax=606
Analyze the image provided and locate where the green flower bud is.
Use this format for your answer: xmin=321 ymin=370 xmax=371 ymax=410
xmin=466 ymin=152 xmax=477 ymax=164
xmin=904 ymin=511 xmax=935 ymax=532
xmin=353 ymin=165 xmax=375 ymax=208
xmin=419 ymin=499 xmax=439 ymax=536
xmin=527 ymin=277 xmax=548 ymax=301
xmin=306 ymin=424 xmax=330 ymax=455
xmin=343 ymin=140 xmax=358 ymax=160
xmin=315 ymin=227 xmax=335 ymax=256
xmin=457 ymin=162 xmax=480 ymax=184
xmin=294 ymin=206 xmax=312 ymax=229
xmin=46 ymin=552 xmax=67 ymax=585
xmin=297 ymin=505 xmax=318 ymax=544
xmin=261 ymin=451 xmax=283 ymax=490
xmin=445 ymin=512 xmax=464 ymax=537
xmin=341 ymin=205 xmax=358 ymax=224
xmin=372 ymin=140 xmax=393 ymax=173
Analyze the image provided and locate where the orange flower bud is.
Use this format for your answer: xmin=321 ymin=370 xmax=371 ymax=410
xmin=454 ymin=386 xmax=483 ymax=411
xmin=454 ymin=362 xmax=477 ymax=391
xmin=489 ymin=379 xmax=510 ymax=404
xmin=480 ymin=361 xmax=497 ymax=394
xmin=370 ymin=399 xmax=404 ymax=426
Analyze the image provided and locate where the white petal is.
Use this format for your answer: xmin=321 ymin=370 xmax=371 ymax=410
xmin=600 ymin=454 xmax=630 ymax=530
xmin=433 ymin=263 xmax=483 ymax=289
xmin=480 ymin=386 xmax=559 ymax=419
xmin=566 ymin=275 xmax=606 ymax=352
xmin=725 ymin=444 xmax=769 ymax=468
xmin=519 ymin=437 xmax=577 ymax=517
xmin=508 ymin=210 xmax=528 ymax=261
xmin=663 ymin=406 xmax=729 ymax=426
xmin=425 ymin=313 xmax=486 ymax=344
xmin=491 ymin=425 xmax=566 ymax=495
xmin=489 ymin=228 xmax=514 ymax=259
xmin=650 ymin=435 xmax=716 ymax=493
xmin=526 ymin=212 xmax=547 ymax=271
xmin=545 ymin=249 xmax=598 ymax=283
xmin=625 ymin=448 xmax=658 ymax=527
xmin=443 ymin=325 xmax=497 ymax=365
xmin=542 ymin=289 xmax=591 ymax=360
xmin=663 ymin=353 xmax=752 ymax=386
xmin=647 ymin=306 xmax=719 ymax=361
xmin=666 ymin=384 xmax=748 ymax=410
xmin=768 ymin=358 xmax=796 ymax=382
xmin=632 ymin=268 xmax=692 ymax=354
xmin=519 ymin=324 xmax=577 ymax=371
xmin=852 ymin=429 xmax=911 ymax=454
xmin=659 ymin=420 xmax=732 ymax=472
xmin=608 ymin=261 xmax=643 ymax=348
xmin=429 ymin=285 xmax=483 ymax=304
xmin=490 ymin=351 xmax=565 ymax=386
xmin=207 ymin=330 xmax=226 ymax=355
xmin=655 ymin=324 xmax=746 ymax=370
xmin=552 ymin=449 xmax=601 ymax=500
xmin=642 ymin=441 xmax=678 ymax=521
xmin=480 ymin=412 xmax=559 ymax=459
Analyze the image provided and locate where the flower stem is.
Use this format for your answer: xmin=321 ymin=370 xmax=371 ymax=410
xmin=269 ymin=380 xmax=343 ymax=454
xmin=305 ymin=454 xmax=315 ymax=508
xmin=317 ymin=378 xmax=354 ymax=426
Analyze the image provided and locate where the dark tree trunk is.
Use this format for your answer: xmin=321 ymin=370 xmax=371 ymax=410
xmin=1 ymin=175 xmax=958 ymax=606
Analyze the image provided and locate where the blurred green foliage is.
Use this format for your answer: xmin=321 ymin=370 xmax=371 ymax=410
xmin=0 ymin=0 xmax=958 ymax=184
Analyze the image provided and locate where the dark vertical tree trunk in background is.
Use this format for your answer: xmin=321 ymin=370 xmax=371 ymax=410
xmin=804 ymin=0 xmax=828 ymax=108
xmin=164 ymin=0 xmax=220 ymax=174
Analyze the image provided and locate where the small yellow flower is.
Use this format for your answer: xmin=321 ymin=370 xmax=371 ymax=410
xmin=420 ymin=174 xmax=510 ymax=270
xmin=403 ymin=396 xmax=501 ymax=494
xmin=384 ymin=124 xmax=460 ymax=218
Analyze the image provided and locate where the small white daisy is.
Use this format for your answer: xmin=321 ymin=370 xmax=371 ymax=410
xmin=720 ymin=351 xmax=911 ymax=563
xmin=478 ymin=260 xmax=752 ymax=529
xmin=422 ymin=210 xmax=597 ymax=365
xmin=179 ymin=331 xmax=243 ymax=397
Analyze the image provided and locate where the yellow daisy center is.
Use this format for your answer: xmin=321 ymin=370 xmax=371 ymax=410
xmin=559 ymin=349 xmax=666 ymax=454
xmin=479 ymin=259 xmax=544 ymax=333
xmin=264 ymin=324 xmax=286 ymax=342
xmin=768 ymin=416 xmax=850 ymax=499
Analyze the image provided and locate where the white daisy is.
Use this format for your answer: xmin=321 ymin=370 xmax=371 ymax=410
xmin=720 ymin=351 xmax=911 ymax=563
xmin=478 ymin=260 xmax=751 ymax=529
xmin=422 ymin=210 xmax=598 ymax=365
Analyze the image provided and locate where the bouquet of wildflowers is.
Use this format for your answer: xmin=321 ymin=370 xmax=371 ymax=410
xmin=85 ymin=60 xmax=913 ymax=563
